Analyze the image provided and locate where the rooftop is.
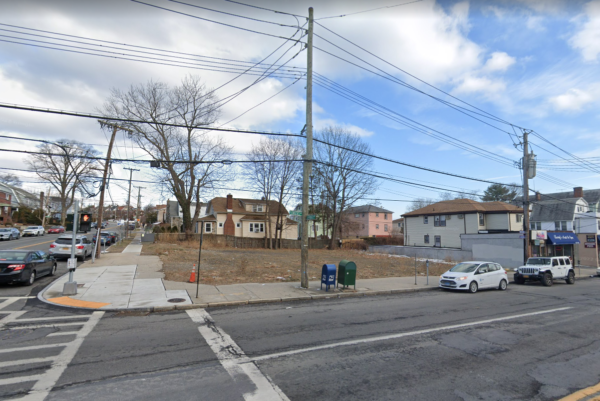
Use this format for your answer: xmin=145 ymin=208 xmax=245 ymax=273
xmin=403 ymin=199 xmax=523 ymax=217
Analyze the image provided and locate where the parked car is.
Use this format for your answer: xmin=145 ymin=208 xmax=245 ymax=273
xmin=439 ymin=261 xmax=509 ymax=294
xmin=49 ymin=235 xmax=93 ymax=261
xmin=0 ymin=227 xmax=20 ymax=240
xmin=106 ymin=231 xmax=120 ymax=243
xmin=47 ymin=226 xmax=65 ymax=234
xmin=514 ymin=256 xmax=575 ymax=286
xmin=0 ymin=250 xmax=57 ymax=285
xmin=128 ymin=223 xmax=135 ymax=230
xmin=101 ymin=222 xmax=107 ymax=229
xmin=91 ymin=222 xmax=97 ymax=229
xmin=22 ymin=226 xmax=45 ymax=237
xmin=92 ymin=232 xmax=111 ymax=246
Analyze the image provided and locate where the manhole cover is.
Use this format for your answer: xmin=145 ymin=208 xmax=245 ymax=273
xmin=167 ymin=298 xmax=186 ymax=303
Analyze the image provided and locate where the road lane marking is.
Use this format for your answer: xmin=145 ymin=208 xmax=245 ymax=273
xmin=560 ymin=381 xmax=600 ymax=401
xmin=248 ymin=307 xmax=573 ymax=362
xmin=13 ymin=240 xmax=55 ymax=249
xmin=46 ymin=332 xmax=77 ymax=337
xmin=0 ymin=311 xmax=26 ymax=329
xmin=187 ymin=309 xmax=290 ymax=401
xmin=0 ymin=356 xmax=55 ymax=368
xmin=15 ymin=315 xmax=93 ymax=323
xmin=20 ymin=311 xmax=104 ymax=401
xmin=0 ymin=343 xmax=68 ymax=354
xmin=6 ymin=322 xmax=86 ymax=330
xmin=0 ymin=375 xmax=43 ymax=386
xmin=0 ymin=297 xmax=23 ymax=310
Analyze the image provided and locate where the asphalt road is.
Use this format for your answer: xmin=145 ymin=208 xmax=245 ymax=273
xmin=2 ymin=275 xmax=600 ymax=400
xmin=0 ymin=225 xmax=121 ymax=298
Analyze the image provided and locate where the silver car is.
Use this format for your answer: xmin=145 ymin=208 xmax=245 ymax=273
xmin=49 ymin=235 xmax=93 ymax=261
xmin=0 ymin=227 xmax=20 ymax=240
xmin=22 ymin=226 xmax=45 ymax=237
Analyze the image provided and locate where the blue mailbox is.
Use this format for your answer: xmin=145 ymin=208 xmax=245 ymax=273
xmin=321 ymin=264 xmax=337 ymax=291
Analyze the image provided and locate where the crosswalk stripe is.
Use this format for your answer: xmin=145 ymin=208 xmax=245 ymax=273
xmin=0 ymin=343 xmax=68 ymax=354
xmin=0 ymin=356 xmax=55 ymax=369
xmin=0 ymin=375 xmax=43 ymax=386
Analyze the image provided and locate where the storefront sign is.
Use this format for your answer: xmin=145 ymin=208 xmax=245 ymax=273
xmin=585 ymin=243 xmax=596 ymax=248
xmin=555 ymin=246 xmax=563 ymax=252
xmin=534 ymin=239 xmax=540 ymax=245
xmin=531 ymin=230 xmax=547 ymax=240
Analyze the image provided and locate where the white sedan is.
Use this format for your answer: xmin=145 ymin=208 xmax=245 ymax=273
xmin=439 ymin=261 xmax=509 ymax=294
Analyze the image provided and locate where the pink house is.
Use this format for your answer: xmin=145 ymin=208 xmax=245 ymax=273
xmin=342 ymin=205 xmax=394 ymax=238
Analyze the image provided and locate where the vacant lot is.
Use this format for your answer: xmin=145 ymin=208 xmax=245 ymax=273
xmin=142 ymin=241 xmax=454 ymax=285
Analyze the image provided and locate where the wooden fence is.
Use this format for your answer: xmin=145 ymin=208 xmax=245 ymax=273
xmin=154 ymin=233 xmax=327 ymax=249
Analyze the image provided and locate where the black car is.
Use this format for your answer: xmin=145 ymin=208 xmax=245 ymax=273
xmin=0 ymin=250 xmax=57 ymax=286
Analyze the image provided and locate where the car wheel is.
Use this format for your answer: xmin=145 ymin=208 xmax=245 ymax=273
xmin=49 ymin=263 xmax=57 ymax=276
xmin=25 ymin=270 xmax=36 ymax=286
xmin=498 ymin=279 xmax=508 ymax=291
xmin=566 ymin=271 xmax=575 ymax=284
xmin=541 ymin=272 xmax=553 ymax=287
xmin=469 ymin=281 xmax=478 ymax=293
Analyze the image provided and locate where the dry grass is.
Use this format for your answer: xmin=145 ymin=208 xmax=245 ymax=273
xmin=142 ymin=241 xmax=453 ymax=286
xmin=107 ymin=239 xmax=132 ymax=253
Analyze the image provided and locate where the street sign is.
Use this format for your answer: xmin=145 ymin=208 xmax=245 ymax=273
xmin=67 ymin=258 xmax=77 ymax=270
xmin=307 ymin=215 xmax=317 ymax=221
xmin=289 ymin=211 xmax=302 ymax=216
xmin=519 ymin=231 xmax=525 ymax=234
xmin=519 ymin=235 xmax=526 ymax=239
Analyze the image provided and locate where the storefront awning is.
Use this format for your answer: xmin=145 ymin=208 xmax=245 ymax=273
xmin=547 ymin=232 xmax=580 ymax=245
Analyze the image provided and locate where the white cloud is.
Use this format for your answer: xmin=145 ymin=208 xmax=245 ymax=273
xmin=313 ymin=118 xmax=374 ymax=137
xmin=549 ymin=88 xmax=596 ymax=112
xmin=569 ymin=0 xmax=600 ymax=61
xmin=526 ymin=15 xmax=545 ymax=31
xmin=453 ymin=76 xmax=506 ymax=95
xmin=483 ymin=52 xmax=516 ymax=72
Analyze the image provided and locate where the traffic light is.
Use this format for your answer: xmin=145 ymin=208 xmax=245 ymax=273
xmin=80 ymin=213 xmax=92 ymax=225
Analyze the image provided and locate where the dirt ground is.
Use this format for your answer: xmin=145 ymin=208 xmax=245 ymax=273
xmin=142 ymin=241 xmax=455 ymax=286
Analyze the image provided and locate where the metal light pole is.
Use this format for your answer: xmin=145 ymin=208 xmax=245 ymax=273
xmin=124 ymin=167 xmax=139 ymax=239
xmin=300 ymin=7 xmax=314 ymax=289
xmin=63 ymin=199 xmax=79 ymax=295
xmin=522 ymin=130 xmax=530 ymax=263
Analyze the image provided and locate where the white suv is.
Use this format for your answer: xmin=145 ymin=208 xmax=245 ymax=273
xmin=515 ymin=256 xmax=575 ymax=286
xmin=22 ymin=226 xmax=45 ymax=237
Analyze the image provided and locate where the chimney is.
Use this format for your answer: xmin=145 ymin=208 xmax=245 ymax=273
xmin=574 ymin=187 xmax=583 ymax=198
xmin=226 ymin=194 xmax=233 ymax=210
xmin=224 ymin=194 xmax=235 ymax=235
xmin=536 ymin=192 xmax=541 ymax=201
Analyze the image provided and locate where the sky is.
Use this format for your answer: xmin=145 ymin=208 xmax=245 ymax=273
xmin=1 ymin=0 xmax=600 ymax=217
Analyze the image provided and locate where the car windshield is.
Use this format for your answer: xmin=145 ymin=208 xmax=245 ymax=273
xmin=26 ymin=226 xmax=38 ymax=229
xmin=449 ymin=263 xmax=480 ymax=273
xmin=527 ymin=258 xmax=551 ymax=265
xmin=55 ymin=238 xmax=81 ymax=245
xmin=0 ymin=251 xmax=28 ymax=261
xmin=0 ymin=228 xmax=10 ymax=232
xmin=50 ymin=226 xmax=61 ymax=229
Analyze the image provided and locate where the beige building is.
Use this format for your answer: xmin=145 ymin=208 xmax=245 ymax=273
xmin=403 ymin=199 xmax=524 ymax=249
xmin=199 ymin=194 xmax=298 ymax=239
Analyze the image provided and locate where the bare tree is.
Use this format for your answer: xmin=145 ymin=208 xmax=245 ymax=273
xmin=102 ymin=75 xmax=232 ymax=235
xmin=313 ymin=126 xmax=378 ymax=249
xmin=406 ymin=198 xmax=436 ymax=212
xmin=26 ymin=141 xmax=100 ymax=227
xmin=243 ymin=137 xmax=302 ymax=248
xmin=0 ymin=173 xmax=22 ymax=187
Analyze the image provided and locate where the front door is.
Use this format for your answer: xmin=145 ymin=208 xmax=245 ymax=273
xmin=475 ymin=263 xmax=493 ymax=288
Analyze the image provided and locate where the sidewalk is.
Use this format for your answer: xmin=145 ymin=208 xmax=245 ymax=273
xmin=38 ymin=237 xmax=600 ymax=311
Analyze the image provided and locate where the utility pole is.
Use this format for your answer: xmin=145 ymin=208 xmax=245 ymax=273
xmin=95 ymin=120 xmax=126 ymax=259
xmin=300 ymin=7 xmax=314 ymax=289
xmin=522 ymin=130 xmax=530 ymax=263
xmin=135 ymin=186 xmax=146 ymax=224
xmin=124 ymin=167 xmax=139 ymax=239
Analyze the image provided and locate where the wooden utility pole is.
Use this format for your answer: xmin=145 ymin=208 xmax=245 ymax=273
xmin=300 ymin=7 xmax=314 ymax=289
xmin=95 ymin=120 xmax=129 ymax=259
xmin=124 ymin=167 xmax=140 ymax=239
xmin=522 ymin=130 xmax=530 ymax=263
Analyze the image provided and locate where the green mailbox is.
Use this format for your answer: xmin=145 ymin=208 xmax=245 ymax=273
xmin=338 ymin=260 xmax=356 ymax=289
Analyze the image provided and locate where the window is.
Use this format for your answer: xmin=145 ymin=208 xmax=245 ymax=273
xmin=236 ymin=222 xmax=241 ymax=228
xmin=516 ymin=214 xmax=522 ymax=223
xmin=384 ymin=224 xmax=388 ymax=232
xmin=384 ymin=213 xmax=388 ymax=220
xmin=362 ymin=224 xmax=365 ymax=229
xmin=376 ymin=212 xmax=379 ymax=217
xmin=434 ymin=215 xmax=446 ymax=227
xmin=434 ymin=235 xmax=441 ymax=247
xmin=249 ymin=223 xmax=264 ymax=233
xmin=479 ymin=213 xmax=485 ymax=226
xmin=362 ymin=213 xmax=365 ymax=217
xmin=424 ymin=234 xmax=430 ymax=244
xmin=554 ymin=221 xmax=567 ymax=231
xmin=355 ymin=213 xmax=360 ymax=218
xmin=252 ymin=204 xmax=264 ymax=212
xmin=530 ymin=221 xmax=541 ymax=230
xmin=423 ymin=216 xmax=428 ymax=224
xmin=398 ymin=223 xmax=402 ymax=228
xmin=559 ymin=258 xmax=565 ymax=265
xmin=376 ymin=224 xmax=379 ymax=229
xmin=205 ymin=222 xmax=212 ymax=233
xmin=218 ymin=222 xmax=224 ymax=228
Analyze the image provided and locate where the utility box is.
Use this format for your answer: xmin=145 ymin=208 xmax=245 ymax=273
xmin=321 ymin=264 xmax=336 ymax=291
xmin=338 ymin=260 xmax=356 ymax=289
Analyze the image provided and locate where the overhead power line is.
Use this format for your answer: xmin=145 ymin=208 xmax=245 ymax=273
xmin=317 ymin=0 xmax=424 ymax=20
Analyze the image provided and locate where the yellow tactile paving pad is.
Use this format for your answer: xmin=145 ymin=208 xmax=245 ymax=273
xmin=47 ymin=297 xmax=110 ymax=309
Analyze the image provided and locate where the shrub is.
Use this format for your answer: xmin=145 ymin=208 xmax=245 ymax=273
xmin=342 ymin=240 xmax=368 ymax=251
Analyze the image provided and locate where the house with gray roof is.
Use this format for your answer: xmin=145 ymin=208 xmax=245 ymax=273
xmin=342 ymin=204 xmax=394 ymax=238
